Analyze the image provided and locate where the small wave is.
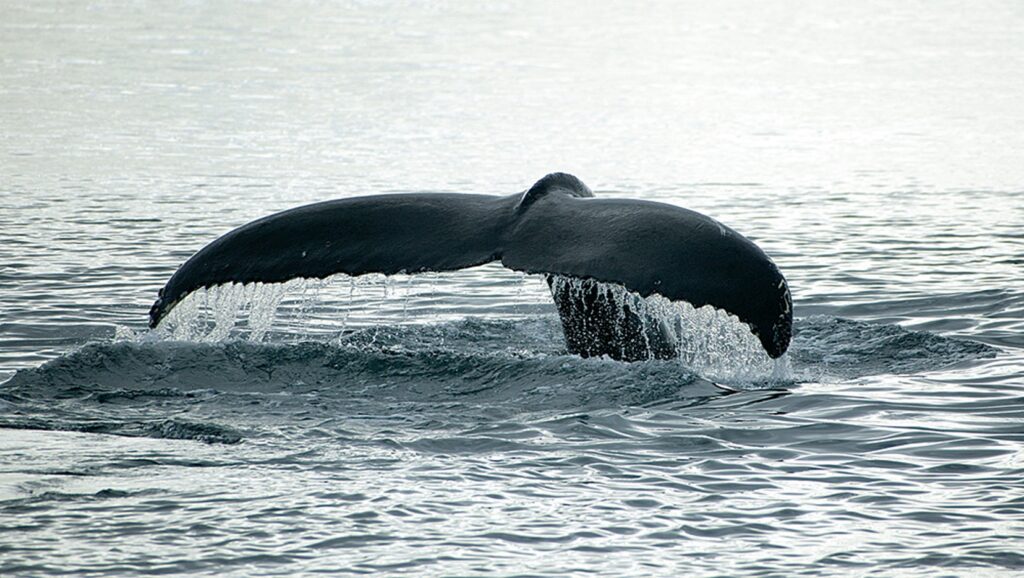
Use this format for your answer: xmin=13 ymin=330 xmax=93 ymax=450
xmin=0 ymin=316 xmax=997 ymax=445
xmin=0 ymin=416 xmax=242 ymax=444
xmin=143 ymin=419 xmax=243 ymax=444
xmin=2 ymin=488 xmax=165 ymax=511
xmin=791 ymin=316 xmax=997 ymax=378
xmin=3 ymin=336 xmax=704 ymax=406
xmin=5 ymin=317 xmax=995 ymax=398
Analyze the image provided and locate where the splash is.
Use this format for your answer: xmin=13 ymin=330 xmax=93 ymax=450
xmin=155 ymin=275 xmax=393 ymax=342
xmin=149 ymin=268 xmax=553 ymax=344
xmin=549 ymin=276 xmax=784 ymax=382
xmin=143 ymin=269 xmax=787 ymax=382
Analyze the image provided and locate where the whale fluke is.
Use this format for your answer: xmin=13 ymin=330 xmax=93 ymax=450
xmin=149 ymin=173 xmax=792 ymax=359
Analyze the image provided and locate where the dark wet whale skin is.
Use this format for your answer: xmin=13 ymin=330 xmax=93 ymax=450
xmin=150 ymin=173 xmax=792 ymax=359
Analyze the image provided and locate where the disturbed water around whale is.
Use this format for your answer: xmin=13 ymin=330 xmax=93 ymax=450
xmin=3 ymin=1 xmax=1024 ymax=576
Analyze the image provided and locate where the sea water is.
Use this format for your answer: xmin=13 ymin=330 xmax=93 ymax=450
xmin=2 ymin=1 xmax=1023 ymax=575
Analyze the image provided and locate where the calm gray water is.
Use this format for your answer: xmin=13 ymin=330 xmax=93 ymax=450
xmin=2 ymin=1 xmax=1024 ymax=576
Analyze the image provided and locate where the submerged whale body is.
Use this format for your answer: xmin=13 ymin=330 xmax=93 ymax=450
xmin=149 ymin=173 xmax=792 ymax=359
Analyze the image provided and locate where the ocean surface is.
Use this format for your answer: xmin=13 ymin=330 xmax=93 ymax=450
xmin=2 ymin=1 xmax=1023 ymax=576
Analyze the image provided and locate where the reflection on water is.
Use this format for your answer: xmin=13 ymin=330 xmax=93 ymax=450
xmin=2 ymin=1 xmax=1024 ymax=576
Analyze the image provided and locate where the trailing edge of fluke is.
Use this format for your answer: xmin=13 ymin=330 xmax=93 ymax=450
xmin=149 ymin=173 xmax=792 ymax=359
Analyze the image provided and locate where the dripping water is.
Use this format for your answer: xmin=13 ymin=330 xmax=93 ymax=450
xmin=144 ymin=270 xmax=788 ymax=382
xmin=548 ymin=276 xmax=786 ymax=382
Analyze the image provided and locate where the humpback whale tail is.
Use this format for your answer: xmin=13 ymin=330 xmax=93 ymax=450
xmin=149 ymin=174 xmax=792 ymax=359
